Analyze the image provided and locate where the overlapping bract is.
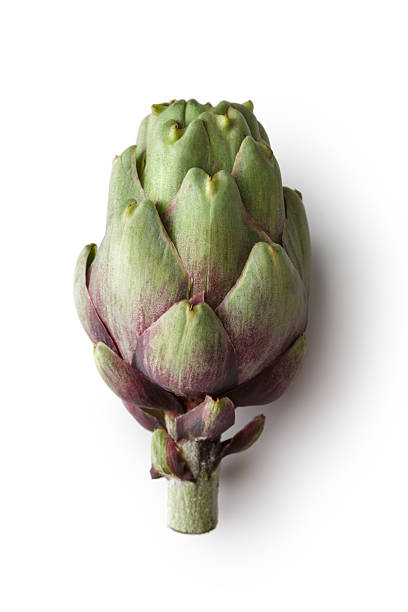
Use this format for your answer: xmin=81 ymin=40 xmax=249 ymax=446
xmin=74 ymin=99 xmax=310 ymax=479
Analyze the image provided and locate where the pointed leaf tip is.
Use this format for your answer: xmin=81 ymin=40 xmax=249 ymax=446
xmin=151 ymin=430 xmax=194 ymax=481
xmin=94 ymin=341 xmax=183 ymax=414
xmin=135 ymin=299 xmax=237 ymax=397
xmin=123 ymin=401 xmax=166 ymax=432
xmin=232 ymin=136 xmax=284 ymax=240
xmin=221 ymin=414 xmax=265 ymax=458
xmin=175 ymin=396 xmax=235 ymax=441
xmin=164 ymin=167 xmax=267 ymax=308
xmin=150 ymin=465 xmax=163 ymax=479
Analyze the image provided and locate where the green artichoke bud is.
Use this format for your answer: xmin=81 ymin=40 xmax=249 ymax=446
xmin=74 ymin=99 xmax=310 ymax=534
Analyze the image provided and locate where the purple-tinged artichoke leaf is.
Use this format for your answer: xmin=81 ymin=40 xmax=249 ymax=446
xmin=227 ymin=335 xmax=306 ymax=406
xmin=123 ymin=401 xmax=166 ymax=432
xmin=151 ymin=430 xmax=172 ymax=475
xmin=165 ymin=437 xmax=194 ymax=482
xmin=175 ymin=396 xmax=235 ymax=442
xmin=199 ymin=107 xmax=251 ymax=172
xmin=216 ymin=242 xmax=307 ymax=384
xmin=282 ymin=187 xmax=311 ymax=293
xmin=88 ymin=200 xmax=190 ymax=364
xmin=221 ymin=415 xmax=265 ymax=458
xmin=151 ymin=430 xmax=194 ymax=481
xmin=135 ymin=300 xmax=238 ymax=398
xmin=143 ymin=112 xmax=217 ymax=214
xmin=150 ymin=465 xmax=163 ymax=479
xmin=107 ymin=146 xmax=145 ymax=222
xmin=232 ymin=136 xmax=285 ymax=241
xmin=164 ymin=168 xmax=269 ymax=308
xmin=94 ymin=342 xmax=183 ymax=415
xmin=73 ymin=244 xmax=118 ymax=353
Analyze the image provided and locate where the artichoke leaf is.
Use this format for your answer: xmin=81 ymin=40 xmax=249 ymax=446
xmin=143 ymin=117 xmax=216 ymax=214
xmin=184 ymin=98 xmax=213 ymax=124
xmin=164 ymin=168 xmax=269 ymax=308
xmin=174 ymin=396 xmax=235 ymax=442
xmin=221 ymin=415 xmax=265 ymax=458
xmin=134 ymin=299 xmax=238 ymax=398
xmin=107 ymin=145 xmax=145 ymax=222
xmin=151 ymin=429 xmax=194 ymax=481
xmin=213 ymin=100 xmax=261 ymax=140
xmin=216 ymin=242 xmax=307 ymax=384
xmin=123 ymin=401 xmax=166 ymax=432
xmin=88 ymin=199 xmax=190 ymax=364
xmin=94 ymin=341 xmax=183 ymax=414
xmin=282 ymin=187 xmax=311 ymax=293
xmin=232 ymin=136 xmax=285 ymax=241
xmin=258 ymin=122 xmax=270 ymax=145
xmin=227 ymin=334 xmax=307 ymax=406
xmin=73 ymin=244 xmax=118 ymax=353
xmin=199 ymin=107 xmax=251 ymax=172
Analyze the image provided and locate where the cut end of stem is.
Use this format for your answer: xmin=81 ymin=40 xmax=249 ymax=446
xmin=167 ymin=471 xmax=219 ymax=534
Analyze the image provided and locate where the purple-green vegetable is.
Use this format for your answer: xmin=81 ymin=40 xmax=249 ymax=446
xmin=74 ymin=99 xmax=310 ymax=533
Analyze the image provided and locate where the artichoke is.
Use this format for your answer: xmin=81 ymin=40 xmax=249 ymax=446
xmin=74 ymin=99 xmax=310 ymax=534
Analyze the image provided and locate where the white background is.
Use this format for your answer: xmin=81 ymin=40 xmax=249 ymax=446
xmin=1 ymin=1 xmax=407 ymax=610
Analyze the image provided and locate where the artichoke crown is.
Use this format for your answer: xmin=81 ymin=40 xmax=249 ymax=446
xmin=74 ymin=98 xmax=310 ymax=433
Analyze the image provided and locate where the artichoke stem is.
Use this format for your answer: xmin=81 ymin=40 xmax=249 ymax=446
xmin=167 ymin=470 xmax=219 ymax=534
